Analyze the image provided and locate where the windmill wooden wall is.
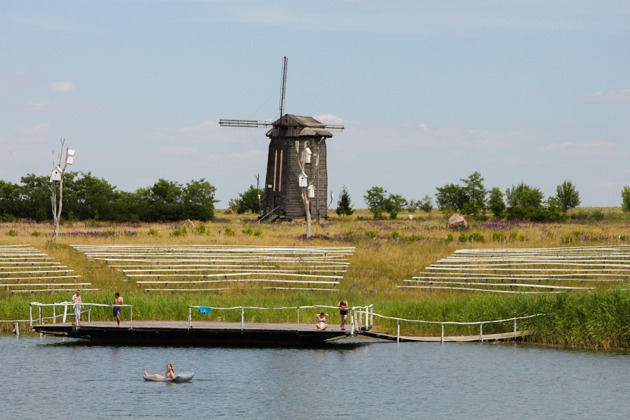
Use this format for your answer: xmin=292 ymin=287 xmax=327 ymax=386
xmin=263 ymin=114 xmax=331 ymax=220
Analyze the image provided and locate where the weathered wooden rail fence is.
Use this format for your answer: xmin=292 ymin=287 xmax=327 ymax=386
xmin=400 ymin=245 xmax=630 ymax=294
xmin=70 ymin=244 xmax=355 ymax=292
xmin=0 ymin=244 xmax=95 ymax=293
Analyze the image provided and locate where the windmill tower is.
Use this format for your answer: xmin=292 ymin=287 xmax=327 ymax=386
xmin=220 ymin=57 xmax=343 ymax=222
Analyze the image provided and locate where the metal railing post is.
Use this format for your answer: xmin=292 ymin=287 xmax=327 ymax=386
xmin=63 ymin=303 xmax=68 ymax=323
xmin=188 ymin=306 xmax=192 ymax=329
xmin=350 ymin=309 xmax=355 ymax=335
xmin=39 ymin=306 xmax=43 ymax=325
xmin=396 ymin=320 xmax=400 ymax=343
xmin=513 ymin=318 xmax=517 ymax=338
xmin=241 ymin=307 xmax=245 ymax=332
xmin=29 ymin=304 xmax=33 ymax=329
xmin=53 ymin=305 xmax=56 ymax=324
xmin=297 ymin=307 xmax=300 ymax=329
xmin=479 ymin=323 xmax=483 ymax=342
xmin=441 ymin=324 xmax=444 ymax=343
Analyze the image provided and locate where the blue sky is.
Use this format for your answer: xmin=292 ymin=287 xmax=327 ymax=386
xmin=2 ymin=0 xmax=629 ymax=208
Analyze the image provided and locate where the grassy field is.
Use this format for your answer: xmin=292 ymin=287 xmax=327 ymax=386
xmin=2 ymin=208 xmax=630 ymax=350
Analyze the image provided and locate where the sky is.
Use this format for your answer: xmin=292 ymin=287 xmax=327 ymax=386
xmin=1 ymin=0 xmax=629 ymax=208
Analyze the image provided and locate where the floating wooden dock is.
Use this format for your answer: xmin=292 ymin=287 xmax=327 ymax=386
xmin=32 ymin=321 xmax=354 ymax=347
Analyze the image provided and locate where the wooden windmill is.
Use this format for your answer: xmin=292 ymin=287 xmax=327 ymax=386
xmin=220 ymin=57 xmax=343 ymax=223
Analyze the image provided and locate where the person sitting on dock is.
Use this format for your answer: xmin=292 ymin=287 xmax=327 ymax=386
xmin=72 ymin=289 xmax=82 ymax=326
xmin=144 ymin=363 xmax=175 ymax=379
xmin=316 ymin=312 xmax=329 ymax=330
xmin=112 ymin=292 xmax=124 ymax=327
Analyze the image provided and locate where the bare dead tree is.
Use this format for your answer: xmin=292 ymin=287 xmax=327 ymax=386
xmin=295 ymin=140 xmax=312 ymax=238
xmin=50 ymin=138 xmax=74 ymax=239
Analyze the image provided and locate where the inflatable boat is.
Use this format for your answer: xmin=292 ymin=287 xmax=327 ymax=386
xmin=143 ymin=372 xmax=195 ymax=383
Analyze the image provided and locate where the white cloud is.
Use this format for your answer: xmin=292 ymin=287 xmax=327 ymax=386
xmin=181 ymin=120 xmax=217 ymax=132
xmin=14 ymin=123 xmax=50 ymax=134
xmin=580 ymin=89 xmax=630 ymax=102
xmin=314 ymin=114 xmax=345 ymax=125
xmin=50 ymin=81 xmax=74 ymax=92
xmin=538 ymin=141 xmax=625 ymax=160
xmin=29 ymin=101 xmax=55 ymax=110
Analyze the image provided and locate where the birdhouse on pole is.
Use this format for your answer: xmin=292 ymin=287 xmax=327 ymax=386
xmin=298 ymin=171 xmax=308 ymax=187
xmin=50 ymin=166 xmax=63 ymax=182
xmin=303 ymin=147 xmax=312 ymax=164
xmin=66 ymin=149 xmax=76 ymax=165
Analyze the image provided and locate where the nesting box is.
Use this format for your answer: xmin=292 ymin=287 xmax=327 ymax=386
xmin=50 ymin=166 xmax=63 ymax=182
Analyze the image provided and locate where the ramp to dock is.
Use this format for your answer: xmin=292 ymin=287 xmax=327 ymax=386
xmin=359 ymin=330 xmax=530 ymax=343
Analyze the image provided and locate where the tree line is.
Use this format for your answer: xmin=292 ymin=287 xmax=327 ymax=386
xmin=3 ymin=170 xmax=629 ymax=224
xmin=337 ymin=172 xmax=592 ymax=222
xmin=0 ymin=172 xmax=217 ymax=222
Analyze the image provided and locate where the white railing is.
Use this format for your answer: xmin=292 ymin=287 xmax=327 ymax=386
xmin=29 ymin=302 xmax=134 ymax=328
xmin=187 ymin=304 xmax=374 ymax=333
xmin=369 ymin=312 xmax=544 ymax=343
xmin=351 ymin=304 xmax=374 ymax=334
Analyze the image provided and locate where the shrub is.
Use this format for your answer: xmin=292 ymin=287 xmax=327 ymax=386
xmin=622 ymin=186 xmax=630 ymax=212
xmin=336 ymin=186 xmax=354 ymax=216
xmin=171 ymin=227 xmax=187 ymax=237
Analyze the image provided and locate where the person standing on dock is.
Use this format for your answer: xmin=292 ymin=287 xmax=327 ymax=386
xmin=338 ymin=300 xmax=349 ymax=330
xmin=72 ymin=289 xmax=82 ymax=326
xmin=112 ymin=292 xmax=124 ymax=327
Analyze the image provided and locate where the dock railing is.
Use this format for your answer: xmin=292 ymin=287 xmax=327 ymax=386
xmin=369 ymin=312 xmax=544 ymax=343
xmin=29 ymin=302 xmax=134 ymax=328
xmin=187 ymin=304 xmax=374 ymax=333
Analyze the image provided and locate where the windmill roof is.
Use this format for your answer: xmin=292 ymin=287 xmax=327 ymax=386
xmin=266 ymin=114 xmax=333 ymax=138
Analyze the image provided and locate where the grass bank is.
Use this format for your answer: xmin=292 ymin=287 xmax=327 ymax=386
xmin=2 ymin=208 xmax=630 ymax=350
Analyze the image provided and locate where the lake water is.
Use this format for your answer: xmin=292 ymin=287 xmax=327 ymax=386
xmin=2 ymin=335 xmax=629 ymax=419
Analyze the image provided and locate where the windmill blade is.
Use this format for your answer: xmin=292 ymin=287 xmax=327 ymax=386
xmin=279 ymin=56 xmax=288 ymax=118
xmin=219 ymin=119 xmax=273 ymax=128
xmin=322 ymin=124 xmax=344 ymax=131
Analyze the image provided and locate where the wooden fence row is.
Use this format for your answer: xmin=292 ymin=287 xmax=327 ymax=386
xmin=0 ymin=245 xmax=93 ymax=294
xmin=400 ymin=245 xmax=630 ymax=294
xmin=71 ymin=244 xmax=355 ymax=292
